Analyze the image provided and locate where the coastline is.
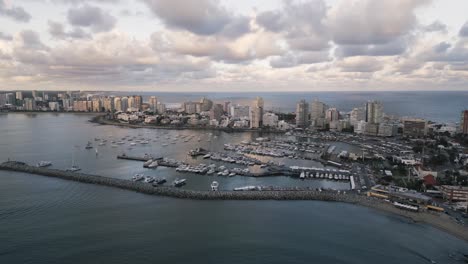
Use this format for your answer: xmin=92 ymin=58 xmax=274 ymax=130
xmin=89 ymin=115 xmax=287 ymax=133
xmin=1 ymin=161 xmax=467 ymax=243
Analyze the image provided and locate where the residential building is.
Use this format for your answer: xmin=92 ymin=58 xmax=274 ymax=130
xmin=365 ymin=101 xmax=383 ymax=124
xmin=157 ymin=102 xmax=166 ymax=114
xmin=350 ymin=107 xmax=365 ymax=127
xmin=311 ymin=99 xmax=327 ymax=127
xmin=250 ymin=97 xmax=264 ymax=128
xmin=403 ymin=118 xmax=427 ymax=137
xmin=24 ymin=98 xmax=36 ymax=111
xmin=114 ymin=97 xmax=122 ymax=112
xmin=263 ymin=113 xmax=279 ymax=127
xmin=296 ymin=100 xmax=309 ymax=128
xmin=231 ymin=105 xmax=250 ymax=119
xmin=149 ymin=96 xmax=158 ymax=113
xmin=461 ymin=110 xmax=468 ymax=135
xmin=121 ymin=97 xmax=129 ymax=112
xmin=210 ymin=104 xmax=224 ymax=121
xmin=440 ymin=185 xmax=468 ymax=202
xmin=49 ymin=102 xmax=60 ymax=111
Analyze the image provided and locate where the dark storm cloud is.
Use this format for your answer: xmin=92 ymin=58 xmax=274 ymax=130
xmin=0 ymin=0 xmax=31 ymax=22
xmin=67 ymin=4 xmax=116 ymax=32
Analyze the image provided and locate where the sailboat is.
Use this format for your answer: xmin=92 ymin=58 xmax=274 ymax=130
xmin=66 ymin=146 xmax=81 ymax=172
xmin=95 ymin=148 xmax=99 ymax=157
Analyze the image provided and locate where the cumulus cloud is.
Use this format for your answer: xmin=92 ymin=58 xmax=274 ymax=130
xmin=67 ymin=4 xmax=116 ymax=32
xmin=460 ymin=21 xmax=468 ymax=37
xmin=0 ymin=31 xmax=12 ymax=41
xmin=270 ymin=51 xmax=330 ymax=68
xmin=337 ymin=57 xmax=384 ymax=72
xmin=48 ymin=21 xmax=90 ymax=39
xmin=142 ymin=0 xmax=250 ymax=38
xmin=328 ymin=0 xmax=429 ymax=45
xmin=0 ymin=0 xmax=31 ymax=22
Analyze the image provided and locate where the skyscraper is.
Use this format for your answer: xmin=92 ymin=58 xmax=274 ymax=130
xmin=365 ymin=101 xmax=383 ymax=124
xmin=311 ymin=99 xmax=327 ymax=127
xmin=250 ymin=97 xmax=264 ymax=128
xmin=296 ymin=100 xmax=309 ymax=128
xmin=121 ymin=97 xmax=129 ymax=112
xmin=326 ymin=108 xmax=339 ymax=123
xmin=114 ymin=97 xmax=122 ymax=112
xmin=134 ymin=95 xmax=143 ymax=110
xmin=200 ymin=97 xmax=213 ymax=112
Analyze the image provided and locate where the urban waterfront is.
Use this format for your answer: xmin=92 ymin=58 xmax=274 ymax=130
xmin=1 ymin=113 xmax=468 ymax=264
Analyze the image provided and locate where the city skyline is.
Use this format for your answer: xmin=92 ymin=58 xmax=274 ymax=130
xmin=0 ymin=0 xmax=467 ymax=92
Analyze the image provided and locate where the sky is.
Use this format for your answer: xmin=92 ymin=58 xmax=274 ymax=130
xmin=0 ymin=0 xmax=467 ymax=92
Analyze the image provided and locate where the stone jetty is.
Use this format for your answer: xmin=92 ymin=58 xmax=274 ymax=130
xmin=0 ymin=161 xmax=358 ymax=202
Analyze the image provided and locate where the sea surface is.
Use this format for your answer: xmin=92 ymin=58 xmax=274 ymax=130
xmin=111 ymin=91 xmax=468 ymax=123
xmin=0 ymin=113 xmax=467 ymax=264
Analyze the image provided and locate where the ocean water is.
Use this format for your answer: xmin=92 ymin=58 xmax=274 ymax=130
xmin=111 ymin=91 xmax=468 ymax=123
xmin=0 ymin=113 xmax=467 ymax=264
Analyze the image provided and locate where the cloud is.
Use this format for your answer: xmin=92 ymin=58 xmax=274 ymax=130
xmin=48 ymin=21 xmax=91 ymax=39
xmin=256 ymin=0 xmax=329 ymax=51
xmin=270 ymin=51 xmax=330 ymax=68
xmin=337 ymin=56 xmax=384 ymax=72
xmin=423 ymin=20 xmax=447 ymax=33
xmin=328 ymin=0 xmax=429 ymax=45
xmin=336 ymin=37 xmax=408 ymax=57
xmin=0 ymin=31 xmax=12 ymax=41
xmin=17 ymin=30 xmax=48 ymax=50
xmin=67 ymin=4 xmax=116 ymax=32
xmin=0 ymin=0 xmax=31 ymax=22
xmin=142 ymin=0 xmax=250 ymax=38
xmin=460 ymin=21 xmax=468 ymax=37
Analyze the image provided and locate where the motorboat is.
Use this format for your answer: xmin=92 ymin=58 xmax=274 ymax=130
xmin=132 ymin=174 xmax=144 ymax=181
xmin=211 ymin=181 xmax=219 ymax=191
xmin=173 ymin=178 xmax=187 ymax=187
xmin=37 ymin=161 xmax=52 ymax=167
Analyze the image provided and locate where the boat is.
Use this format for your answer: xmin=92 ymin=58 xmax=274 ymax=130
xmin=228 ymin=173 xmax=236 ymax=177
xmin=95 ymin=148 xmax=99 ymax=156
xmin=207 ymin=169 xmax=215 ymax=175
xmin=37 ymin=161 xmax=52 ymax=167
xmin=144 ymin=176 xmax=155 ymax=183
xmin=211 ymin=181 xmax=219 ymax=191
xmin=85 ymin=141 xmax=93 ymax=149
xmin=148 ymin=161 xmax=158 ymax=168
xmin=300 ymin=171 xmax=305 ymax=179
xmin=173 ymin=178 xmax=187 ymax=187
xmin=234 ymin=185 xmax=258 ymax=191
xmin=130 ymin=142 xmax=137 ymax=146
xmin=66 ymin=165 xmax=81 ymax=172
xmin=143 ymin=159 xmax=153 ymax=168
xmin=153 ymin=178 xmax=167 ymax=185
xmin=132 ymin=174 xmax=144 ymax=181
xmin=203 ymin=154 xmax=211 ymax=159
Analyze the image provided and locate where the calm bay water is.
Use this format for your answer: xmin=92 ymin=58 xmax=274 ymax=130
xmin=0 ymin=113 xmax=467 ymax=264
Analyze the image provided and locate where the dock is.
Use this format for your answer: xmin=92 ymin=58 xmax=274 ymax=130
xmin=117 ymin=154 xmax=162 ymax=161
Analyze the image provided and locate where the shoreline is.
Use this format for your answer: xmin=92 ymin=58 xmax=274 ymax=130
xmin=89 ymin=115 xmax=287 ymax=133
xmin=1 ymin=161 xmax=467 ymax=243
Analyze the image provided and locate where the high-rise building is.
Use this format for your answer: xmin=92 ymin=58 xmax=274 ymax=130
xmin=121 ymin=97 xmax=129 ymax=112
xmin=5 ymin=93 xmax=15 ymax=105
xmin=149 ymin=96 xmax=158 ymax=113
xmin=24 ymin=98 xmax=36 ymax=111
xmin=224 ymin=101 xmax=231 ymax=114
xmin=403 ymin=118 xmax=427 ymax=137
xmin=231 ymin=105 xmax=250 ymax=119
xmin=92 ymin=99 xmax=102 ymax=112
xmin=326 ymin=108 xmax=339 ymax=123
xmin=49 ymin=102 xmax=59 ymax=111
xmin=296 ymin=100 xmax=309 ymax=128
xmin=200 ymin=97 xmax=213 ymax=112
xmin=128 ymin=96 xmax=135 ymax=110
xmin=184 ymin=101 xmax=198 ymax=114
xmin=460 ymin=110 xmax=468 ymax=135
xmin=103 ymin=97 xmax=114 ymax=112
xmin=350 ymin=107 xmax=365 ymax=127
xmin=311 ymin=99 xmax=326 ymax=120
xmin=365 ymin=101 xmax=383 ymax=124
xmin=63 ymin=98 xmax=72 ymax=111
xmin=15 ymin=91 xmax=23 ymax=101
xmin=157 ymin=102 xmax=166 ymax=114
xmin=32 ymin=90 xmax=37 ymax=100
xmin=210 ymin=104 xmax=224 ymax=121
xmin=263 ymin=112 xmax=279 ymax=127
xmin=250 ymin=97 xmax=264 ymax=128
xmin=114 ymin=97 xmax=122 ymax=112
xmin=134 ymin=95 xmax=143 ymax=110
